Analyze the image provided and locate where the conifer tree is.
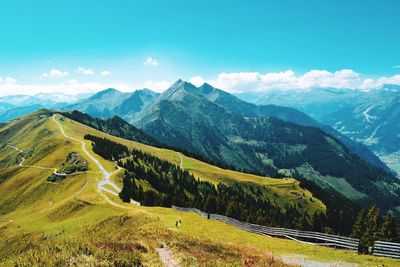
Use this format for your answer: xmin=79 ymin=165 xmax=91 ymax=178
xmin=351 ymin=209 xmax=366 ymax=239
xmin=380 ymin=210 xmax=399 ymax=242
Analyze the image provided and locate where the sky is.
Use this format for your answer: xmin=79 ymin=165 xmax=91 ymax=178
xmin=0 ymin=0 xmax=400 ymax=96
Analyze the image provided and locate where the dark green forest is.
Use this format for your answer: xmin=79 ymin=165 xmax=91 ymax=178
xmin=84 ymin=134 xmax=400 ymax=245
xmin=63 ymin=111 xmax=159 ymax=146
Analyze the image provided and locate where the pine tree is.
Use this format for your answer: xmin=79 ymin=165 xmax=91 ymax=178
xmin=380 ymin=210 xmax=399 ymax=242
xmin=351 ymin=209 xmax=366 ymax=239
xmin=356 ymin=205 xmax=381 ymax=254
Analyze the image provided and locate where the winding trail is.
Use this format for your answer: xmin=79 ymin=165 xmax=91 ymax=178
xmin=52 ymin=115 xmax=134 ymax=208
xmin=6 ymin=144 xmax=88 ymax=176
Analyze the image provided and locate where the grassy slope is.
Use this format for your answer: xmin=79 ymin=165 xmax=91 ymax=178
xmin=60 ymin=113 xmax=325 ymax=214
xmin=0 ymin=111 xmax=398 ymax=266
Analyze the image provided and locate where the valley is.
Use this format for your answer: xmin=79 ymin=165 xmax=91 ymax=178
xmin=242 ymin=85 xmax=400 ymax=177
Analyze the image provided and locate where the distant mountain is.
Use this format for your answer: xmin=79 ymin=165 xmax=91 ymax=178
xmin=0 ymin=102 xmax=14 ymax=113
xmin=196 ymin=83 xmax=390 ymax=172
xmin=0 ymin=95 xmax=43 ymax=106
xmin=114 ymin=89 xmax=159 ymax=117
xmin=239 ymin=84 xmax=400 ymax=175
xmin=34 ymin=92 xmax=91 ymax=103
xmin=0 ymin=104 xmax=43 ymax=123
xmin=0 ymin=92 xmax=94 ymax=122
xmin=63 ymin=88 xmax=131 ymax=118
xmin=127 ymin=80 xmax=400 ymax=211
xmin=64 ymin=88 xmax=159 ymax=119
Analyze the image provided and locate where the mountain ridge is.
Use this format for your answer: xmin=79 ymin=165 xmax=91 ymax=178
xmin=240 ymin=84 xmax=400 ymax=175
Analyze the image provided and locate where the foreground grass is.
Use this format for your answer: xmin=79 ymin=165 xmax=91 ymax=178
xmin=1 ymin=212 xmax=290 ymax=266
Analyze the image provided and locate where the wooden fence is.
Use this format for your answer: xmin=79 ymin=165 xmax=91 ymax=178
xmin=171 ymin=205 xmax=359 ymax=252
xmin=373 ymin=241 xmax=400 ymax=259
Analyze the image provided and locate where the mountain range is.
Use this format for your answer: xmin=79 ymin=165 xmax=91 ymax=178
xmin=237 ymin=84 xmax=400 ymax=175
xmin=1 ymin=81 xmax=400 ymax=213
xmin=0 ymin=92 xmax=92 ymax=123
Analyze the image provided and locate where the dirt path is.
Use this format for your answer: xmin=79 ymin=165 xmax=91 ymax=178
xmin=7 ymin=143 xmax=77 ymax=176
xmin=156 ymin=247 xmax=181 ymax=267
xmin=52 ymin=115 xmax=134 ymax=209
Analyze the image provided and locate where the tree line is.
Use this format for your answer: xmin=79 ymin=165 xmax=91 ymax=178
xmin=118 ymin=148 xmax=316 ymax=230
xmin=84 ymin=134 xmax=129 ymax=161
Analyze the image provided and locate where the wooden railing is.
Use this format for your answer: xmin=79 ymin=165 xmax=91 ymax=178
xmin=171 ymin=205 xmax=359 ymax=252
xmin=373 ymin=241 xmax=400 ymax=259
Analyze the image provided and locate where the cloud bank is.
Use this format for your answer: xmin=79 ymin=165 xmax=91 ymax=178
xmin=1 ymin=69 xmax=400 ymax=97
xmin=189 ymin=69 xmax=400 ymax=93
xmin=0 ymin=78 xmax=170 ymax=97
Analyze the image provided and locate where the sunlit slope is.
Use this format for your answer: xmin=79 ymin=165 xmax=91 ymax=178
xmin=0 ymin=111 xmax=399 ymax=266
xmin=0 ymin=110 xmax=113 ymax=223
xmin=57 ymin=112 xmax=325 ymax=213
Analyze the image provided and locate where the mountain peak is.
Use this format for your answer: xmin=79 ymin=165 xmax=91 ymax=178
xmin=160 ymin=79 xmax=199 ymax=101
xmin=198 ymin=83 xmax=215 ymax=94
xmin=172 ymin=78 xmax=184 ymax=85
xmin=101 ymin=88 xmax=120 ymax=94
xmin=90 ymin=88 xmax=121 ymax=100
xmin=170 ymin=79 xmax=195 ymax=89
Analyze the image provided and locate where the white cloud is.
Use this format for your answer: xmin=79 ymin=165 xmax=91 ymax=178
xmin=0 ymin=77 xmax=17 ymax=84
xmin=41 ymin=69 xmax=70 ymax=78
xmin=190 ymin=69 xmax=368 ymax=93
xmin=0 ymin=79 xmax=173 ymax=97
xmin=135 ymin=80 xmax=171 ymax=92
xmin=0 ymin=81 xmax=133 ymax=97
xmin=2 ymin=69 xmax=400 ymax=97
xmin=189 ymin=76 xmax=205 ymax=87
xmin=361 ymin=74 xmax=400 ymax=90
xmin=75 ymin=67 xmax=94 ymax=75
xmin=100 ymin=70 xmax=111 ymax=76
xmin=143 ymin=57 xmax=159 ymax=66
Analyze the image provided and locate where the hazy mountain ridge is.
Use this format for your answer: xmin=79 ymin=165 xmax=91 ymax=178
xmin=196 ymin=83 xmax=390 ymax=172
xmin=0 ymin=92 xmax=93 ymax=122
xmin=239 ymin=84 xmax=400 ymax=175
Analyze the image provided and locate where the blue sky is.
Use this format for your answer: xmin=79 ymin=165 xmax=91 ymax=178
xmin=0 ymin=0 xmax=400 ymax=95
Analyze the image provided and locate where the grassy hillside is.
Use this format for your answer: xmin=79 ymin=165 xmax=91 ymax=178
xmin=58 ymin=112 xmax=325 ymax=215
xmin=0 ymin=110 xmax=399 ymax=266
